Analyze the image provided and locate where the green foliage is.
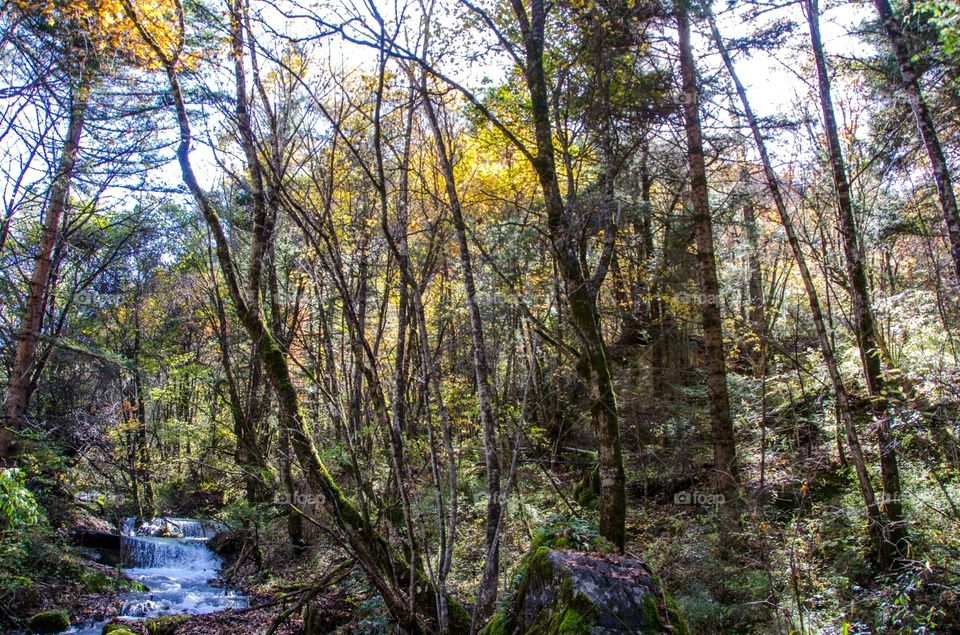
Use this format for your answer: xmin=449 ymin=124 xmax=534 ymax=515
xmin=0 ymin=468 xmax=44 ymax=528
xmin=530 ymin=514 xmax=609 ymax=553
xmin=918 ymin=1 xmax=960 ymax=55
xmin=573 ymin=465 xmax=600 ymax=510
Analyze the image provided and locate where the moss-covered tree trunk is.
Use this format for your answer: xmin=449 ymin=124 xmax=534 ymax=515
xmin=508 ymin=0 xmax=627 ymax=551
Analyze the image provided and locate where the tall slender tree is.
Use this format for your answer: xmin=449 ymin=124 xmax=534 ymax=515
xmin=3 ymin=55 xmax=93 ymax=463
xmin=708 ymin=3 xmax=898 ymax=567
xmin=676 ymin=0 xmax=738 ymax=496
xmin=805 ymin=0 xmax=907 ymax=558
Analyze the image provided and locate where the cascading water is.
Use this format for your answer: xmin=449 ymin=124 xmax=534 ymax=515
xmin=72 ymin=518 xmax=247 ymax=634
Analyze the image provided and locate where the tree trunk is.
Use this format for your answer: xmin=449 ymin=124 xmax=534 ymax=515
xmin=421 ymin=82 xmax=502 ymax=625
xmin=509 ymin=0 xmax=626 ymax=550
xmin=677 ymin=3 xmax=738 ymax=496
xmin=2 ymin=61 xmax=91 ymax=463
xmin=742 ymin=198 xmax=766 ymax=377
xmin=806 ymin=0 xmax=907 ymax=558
xmin=872 ymin=0 xmax=960 ymax=284
xmin=132 ymin=292 xmax=155 ymax=520
xmin=708 ymin=5 xmax=897 ymax=568
xmin=130 ymin=33 xmax=468 ymax=630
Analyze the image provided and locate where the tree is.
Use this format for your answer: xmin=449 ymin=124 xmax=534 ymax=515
xmin=708 ymin=1 xmax=899 ymax=568
xmin=871 ymin=0 xmax=960 ymax=284
xmin=500 ymin=0 xmax=627 ymax=551
xmin=120 ymin=0 xmax=470 ymax=630
xmin=676 ymin=0 xmax=738 ymax=496
xmin=3 ymin=58 xmax=92 ymax=463
xmin=805 ymin=0 xmax=907 ymax=562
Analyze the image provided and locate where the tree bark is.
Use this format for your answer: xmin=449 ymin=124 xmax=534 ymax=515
xmin=677 ymin=3 xmax=738 ymax=496
xmin=806 ymin=0 xmax=906 ymax=558
xmin=708 ymin=5 xmax=897 ymax=567
xmin=421 ymin=81 xmax=502 ymax=625
xmin=132 ymin=287 xmax=155 ymax=520
xmin=872 ymin=0 xmax=960 ymax=284
xmin=508 ymin=0 xmax=626 ymax=551
xmin=2 ymin=60 xmax=91 ymax=463
xmin=742 ymin=198 xmax=766 ymax=377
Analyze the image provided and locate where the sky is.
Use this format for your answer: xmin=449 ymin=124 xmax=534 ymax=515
xmin=0 ymin=0 xmax=886 ymax=222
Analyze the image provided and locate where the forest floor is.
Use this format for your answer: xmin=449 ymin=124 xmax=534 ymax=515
xmin=5 ymin=420 xmax=960 ymax=634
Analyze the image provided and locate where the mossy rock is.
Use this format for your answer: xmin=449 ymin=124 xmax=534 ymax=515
xmin=481 ymin=549 xmax=688 ymax=634
xmin=28 ymin=609 xmax=70 ymax=634
xmin=102 ymin=624 xmax=137 ymax=635
xmin=84 ymin=572 xmax=114 ymax=593
xmin=85 ymin=571 xmax=148 ymax=594
xmin=144 ymin=614 xmax=189 ymax=635
xmin=122 ymin=579 xmax=150 ymax=592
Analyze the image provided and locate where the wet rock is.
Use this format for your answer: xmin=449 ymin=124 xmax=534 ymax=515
xmin=207 ymin=529 xmax=244 ymax=557
xmin=481 ymin=549 xmax=688 ymax=634
xmin=145 ymin=614 xmax=189 ymax=635
xmin=27 ymin=609 xmax=70 ymax=633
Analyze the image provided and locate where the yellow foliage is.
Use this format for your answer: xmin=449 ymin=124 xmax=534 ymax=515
xmin=12 ymin=0 xmax=189 ymax=69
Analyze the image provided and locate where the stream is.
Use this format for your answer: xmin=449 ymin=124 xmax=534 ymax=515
xmin=73 ymin=518 xmax=248 ymax=634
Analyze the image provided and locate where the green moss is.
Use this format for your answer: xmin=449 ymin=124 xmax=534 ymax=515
xmin=638 ymin=587 xmax=691 ymax=635
xmin=478 ymin=611 xmax=514 ymax=635
xmin=28 ymin=609 xmax=69 ymax=633
xmin=642 ymin=593 xmax=664 ymax=629
xmin=529 ymin=515 xmax=610 ymax=554
xmin=552 ymin=606 xmax=593 ymax=634
xmin=84 ymin=572 xmax=113 ymax=593
xmin=84 ymin=571 xmax=148 ymax=594
xmin=145 ymin=614 xmax=189 ymax=635
xmin=664 ymin=591 xmax=690 ymax=635
xmin=573 ymin=465 xmax=600 ymax=510
xmin=102 ymin=625 xmax=137 ymax=635
xmin=552 ymin=535 xmax=574 ymax=549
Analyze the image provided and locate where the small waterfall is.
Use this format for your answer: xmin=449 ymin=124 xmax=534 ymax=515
xmin=74 ymin=519 xmax=247 ymax=634
xmin=121 ymin=536 xmax=216 ymax=569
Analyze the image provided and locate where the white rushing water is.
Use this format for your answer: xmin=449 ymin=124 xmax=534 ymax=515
xmin=72 ymin=519 xmax=247 ymax=634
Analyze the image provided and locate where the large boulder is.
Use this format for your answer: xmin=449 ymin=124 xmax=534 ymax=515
xmin=482 ymin=548 xmax=688 ymax=634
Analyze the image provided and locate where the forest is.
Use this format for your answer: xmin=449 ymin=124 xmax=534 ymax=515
xmin=0 ymin=0 xmax=959 ymax=632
